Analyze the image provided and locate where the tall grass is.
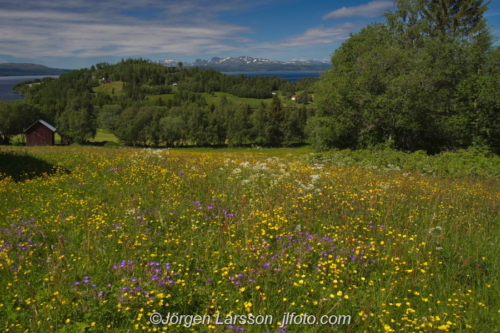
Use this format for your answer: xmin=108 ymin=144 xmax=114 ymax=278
xmin=1 ymin=146 xmax=499 ymax=332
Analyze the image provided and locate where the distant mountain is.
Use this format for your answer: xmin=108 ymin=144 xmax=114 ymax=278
xmin=152 ymin=56 xmax=331 ymax=72
xmin=0 ymin=63 xmax=72 ymax=76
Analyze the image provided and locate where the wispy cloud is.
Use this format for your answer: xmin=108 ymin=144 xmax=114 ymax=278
xmin=273 ymin=23 xmax=357 ymax=47
xmin=323 ymin=0 xmax=394 ymax=19
xmin=0 ymin=1 xmax=254 ymax=59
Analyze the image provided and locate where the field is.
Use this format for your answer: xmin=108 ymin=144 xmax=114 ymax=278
xmin=146 ymin=92 xmax=276 ymax=108
xmin=93 ymin=81 xmax=125 ymax=95
xmin=10 ymin=129 xmax=119 ymax=146
xmin=1 ymin=146 xmax=499 ymax=332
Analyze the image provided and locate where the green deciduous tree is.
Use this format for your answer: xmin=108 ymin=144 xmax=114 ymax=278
xmin=227 ymin=104 xmax=253 ymax=147
xmin=57 ymin=93 xmax=96 ymax=144
xmin=0 ymin=101 xmax=42 ymax=144
xmin=266 ymin=95 xmax=284 ymax=146
xmin=313 ymin=0 xmax=497 ymax=152
xmin=97 ymin=104 xmax=122 ymax=131
xmin=252 ymin=102 xmax=268 ymax=145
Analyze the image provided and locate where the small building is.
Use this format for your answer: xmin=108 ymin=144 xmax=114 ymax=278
xmin=24 ymin=120 xmax=57 ymax=146
xmin=291 ymin=95 xmax=298 ymax=101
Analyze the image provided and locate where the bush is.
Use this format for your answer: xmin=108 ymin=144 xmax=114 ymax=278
xmin=310 ymin=148 xmax=500 ymax=179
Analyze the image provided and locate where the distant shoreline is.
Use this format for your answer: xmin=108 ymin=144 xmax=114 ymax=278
xmin=0 ymin=63 xmax=71 ymax=77
xmin=0 ymin=75 xmax=60 ymax=102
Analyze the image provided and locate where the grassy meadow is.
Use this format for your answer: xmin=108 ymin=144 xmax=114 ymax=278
xmin=93 ymin=81 xmax=125 ymax=95
xmin=1 ymin=146 xmax=499 ymax=332
xmin=10 ymin=129 xmax=120 ymax=147
xmin=146 ymin=92 xmax=276 ymax=109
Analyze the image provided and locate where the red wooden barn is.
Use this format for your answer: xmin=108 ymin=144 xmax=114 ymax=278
xmin=24 ymin=120 xmax=57 ymax=146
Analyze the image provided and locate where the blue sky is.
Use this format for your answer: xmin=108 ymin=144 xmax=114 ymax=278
xmin=0 ymin=0 xmax=499 ymax=69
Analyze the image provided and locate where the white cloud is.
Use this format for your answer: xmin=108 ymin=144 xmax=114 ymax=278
xmin=0 ymin=7 xmax=252 ymax=59
xmin=323 ymin=0 xmax=394 ymax=19
xmin=273 ymin=23 xmax=357 ymax=47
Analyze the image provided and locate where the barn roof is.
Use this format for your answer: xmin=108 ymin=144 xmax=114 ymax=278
xmin=24 ymin=119 xmax=57 ymax=133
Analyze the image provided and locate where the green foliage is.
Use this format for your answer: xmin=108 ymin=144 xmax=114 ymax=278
xmin=283 ymin=105 xmax=307 ymax=145
xmin=57 ymin=93 xmax=97 ymax=144
xmin=251 ymin=102 xmax=268 ymax=145
xmin=266 ymin=95 xmax=285 ymax=146
xmin=97 ymin=105 xmax=123 ymax=132
xmin=0 ymin=101 xmax=43 ymax=143
xmin=159 ymin=116 xmax=185 ymax=147
xmin=313 ymin=0 xmax=498 ymax=153
xmin=227 ymin=104 xmax=253 ymax=147
xmin=114 ymin=105 xmax=166 ymax=146
xmin=312 ymin=147 xmax=500 ymax=179
xmin=422 ymin=0 xmax=491 ymax=38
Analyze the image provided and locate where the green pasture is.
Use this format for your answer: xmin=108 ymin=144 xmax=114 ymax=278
xmin=93 ymin=81 xmax=124 ymax=95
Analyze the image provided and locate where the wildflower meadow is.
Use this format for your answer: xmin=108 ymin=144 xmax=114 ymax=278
xmin=1 ymin=146 xmax=499 ymax=332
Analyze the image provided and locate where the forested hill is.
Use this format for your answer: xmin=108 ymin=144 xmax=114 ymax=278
xmin=2 ymin=59 xmax=316 ymax=146
xmin=0 ymin=63 xmax=72 ymax=76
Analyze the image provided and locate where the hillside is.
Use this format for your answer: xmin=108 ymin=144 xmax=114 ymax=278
xmin=0 ymin=63 xmax=72 ymax=76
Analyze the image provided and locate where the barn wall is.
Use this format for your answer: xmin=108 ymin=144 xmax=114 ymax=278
xmin=26 ymin=123 xmax=55 ymax=146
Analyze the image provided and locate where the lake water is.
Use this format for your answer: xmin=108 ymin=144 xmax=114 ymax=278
xmin=223 ymin=71 xmax=323 ymax=82
xmin=0 ymin=75 xmax=59 ymax=102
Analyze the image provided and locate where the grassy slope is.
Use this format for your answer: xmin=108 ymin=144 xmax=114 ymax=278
xmin=90 ymin=129 xmax=119 ymax=143
xmin=92 ymin=81 xmax=124 ymax=95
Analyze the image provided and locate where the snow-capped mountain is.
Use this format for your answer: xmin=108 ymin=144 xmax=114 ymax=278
xmin=152 ymin=56 xmax=330 ymax=71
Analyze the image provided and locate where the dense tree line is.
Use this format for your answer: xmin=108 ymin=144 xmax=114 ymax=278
xmin=312 ymin=0 xmax=500 ymax=153
xmin=104 ymin=96 xmax=308 ymax=147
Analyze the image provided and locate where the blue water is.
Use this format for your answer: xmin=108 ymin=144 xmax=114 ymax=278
xmin=0 ymin=75 xmax=59 ymax=102
xmin=223 ymin=71 xmax=324 ymax=82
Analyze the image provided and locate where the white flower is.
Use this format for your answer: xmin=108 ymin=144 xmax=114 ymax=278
xmin=428 ymin=226 xmax=443 ymax=235
xmin=310 ymin=174 xmax=321 ymax=183
xmin=240 ymin=161 xmax=251 ymax=168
